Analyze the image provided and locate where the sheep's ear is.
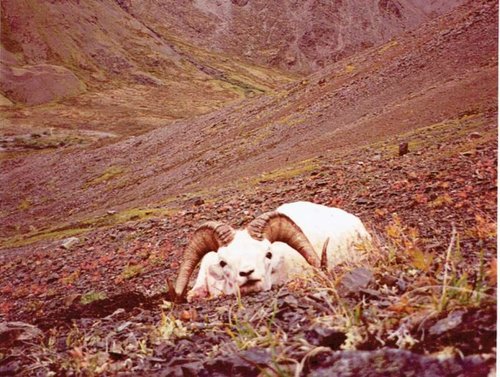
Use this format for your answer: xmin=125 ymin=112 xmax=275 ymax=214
xmin=208 ymin=264 xmax=224 ymax=280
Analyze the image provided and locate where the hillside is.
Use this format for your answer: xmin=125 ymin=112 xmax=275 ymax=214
xmin=1 ymin=0 xmax=496 ymax=241
xmin=0 ymin=0 xmax=497 ymax=375
xmin=0 ymin=0 xmax=295 ymax=138
xmin=122 ymin=0 xmax=466 ymax=73
xmin=0 ymin=0 xmax=463 ymax=139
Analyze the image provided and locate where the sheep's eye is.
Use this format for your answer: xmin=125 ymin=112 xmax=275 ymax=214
xmin=219 ymin=260 xmax=227 ymax=268
xmin=266 ymin=251 xmax=272 ymax=259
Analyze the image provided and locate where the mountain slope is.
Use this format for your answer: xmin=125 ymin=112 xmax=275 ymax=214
xmin=1 ymin=0 xmax=496 ymax=242
xmin=0 ymin=0 xmax=464 ymax=138
xmin=123 ymin=0 xmax=465 ymax=73
xmin=0 ymin=0 xmax=295 ymax=137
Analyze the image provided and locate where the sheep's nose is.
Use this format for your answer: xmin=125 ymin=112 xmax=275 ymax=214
xmin=239 ymin=269 xmax=254 ymax=277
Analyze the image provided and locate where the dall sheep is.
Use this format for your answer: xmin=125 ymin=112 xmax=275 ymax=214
xmin=171 ymin=201 xmax=371 ymax=302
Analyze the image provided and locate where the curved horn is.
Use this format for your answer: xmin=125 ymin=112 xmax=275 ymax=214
xmin=173 ymin=222 xmax=235 ymax=300
xmin=247 ymin=212 xmax=320 ymax=268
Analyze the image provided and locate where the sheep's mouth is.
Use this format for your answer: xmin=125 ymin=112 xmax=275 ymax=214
xmin=240 ymin=279 xmax=261 ymax=292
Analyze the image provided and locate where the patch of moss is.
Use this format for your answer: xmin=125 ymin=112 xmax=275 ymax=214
xmin=378 ymin=40 xmax=399 ymax=54
xmin=345 ymin=64 xmax=356 ymax=73
xmin=0 ymin=207 xmax=173 ymax=249
xmin=120 ymin=264 xmax=144 ymax=280
xmin=151 ymin=25 xmax=294 ymax=97
xmin=18 ymin=198 xmax=32 ymax=210
xmin=256 ymin=159 xmax=319 ymax=183
xmin=80 ymin=291 xmax=107 ymax=305
xmin=0 ymin=227 xmax=89 ymax=249
xmin=210 ymin=77 xmax=265 ymax=99
xmin=84 ymin=166 xmax=125 ymax=188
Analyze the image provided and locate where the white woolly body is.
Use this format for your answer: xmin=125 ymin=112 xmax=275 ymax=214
xmin=187 ymin=201 xmax=371 ymax=301
xmin=272 ymin=202 xmax=371 ymax=280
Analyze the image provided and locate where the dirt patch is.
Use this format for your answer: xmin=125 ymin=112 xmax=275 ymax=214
xmin=0 ymin=63 xmax=86 ymax=105
xmin=35 ymin=291 xmax=169 ymax=330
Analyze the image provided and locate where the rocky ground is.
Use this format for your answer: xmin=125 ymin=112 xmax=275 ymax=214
xmin=0 ymin=109 xmax=496 ymax=375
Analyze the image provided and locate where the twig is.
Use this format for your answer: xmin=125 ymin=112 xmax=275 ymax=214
xmin=439 ymin=224 xmax=456 ymax=312
xmin=294 ymin=346 xmax=331 ymax=377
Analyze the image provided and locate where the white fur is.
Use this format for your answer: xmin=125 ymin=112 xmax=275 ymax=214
xmin=187 ymin=201 xmax=371 ymax=301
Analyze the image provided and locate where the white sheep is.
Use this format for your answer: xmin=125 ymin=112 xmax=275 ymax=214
xmin=171 ymin=201 xmax=371 ymax=302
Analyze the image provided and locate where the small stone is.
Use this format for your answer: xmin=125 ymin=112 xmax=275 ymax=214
xmin=64 ymin=294 xmax=81 ymax=307
xmin=61 ymin=237 xmax=80 ymax=249
xmin=429 ymin=310 xmax=465 ymax=336
xmin=407 ymin=172 xmax=419 ymax=181
xmin=281 ymin=294 xmax=298 ymax=308
xmin=216 ymin=205 xmax=232 ymax=213
xmin=107 ymin=210 xmax=117 ymax=215
xmin=316 ymin=180 xmax=328 ymax=187
xmin=468 ymin=132 xmax=481 ymax=139
xmin=193 ymin=197 xmax=205 ymax=206
xmin=399 ymin=142 xmax=409 ymax=156
xmin=116 ymin=321 xmax=133 ymax=332
xmin=0 ymin=322 xmax=43 ymax=348
xmin=180 ymin=309 xmax=198 ymax=322
xmin=339 ymin=267 xmax=373 ymax=296
xmin=305 ymin=326 xmax=346 ymax=349
xmin=45 ymin=273 xmax=59 ymax=284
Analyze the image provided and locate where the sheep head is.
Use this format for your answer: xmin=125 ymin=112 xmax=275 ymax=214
xmin=171 ymin=212 xmax=320 ymax=302
xmin=171 ymin=221 xmax=235 ymax=302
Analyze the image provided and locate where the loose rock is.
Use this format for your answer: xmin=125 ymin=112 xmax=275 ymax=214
xmin=61 ymin=237 xmax=80 ymax=249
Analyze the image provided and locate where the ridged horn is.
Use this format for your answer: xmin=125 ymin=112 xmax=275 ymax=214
xmin=173 ymin=222 xmax=235 ymax=301
xmin=321 ymin=237 xmax=330 ymax=271
xmin=247 ymin=212 xmax=320 ymax=267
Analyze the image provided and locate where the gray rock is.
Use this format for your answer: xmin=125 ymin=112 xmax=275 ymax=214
xmin=303 ymin=348 xmax=493 ymax=377
xmin=0 ymin=321 xmax=43 ymax=348
xmin=429 ymin=310 xmax=465 ymax=336
xmin=305 ymin=326 xmax=346 ymax=349
xmin=338 ymin=267 xmax=373 ymax=296
xmin=61 ymin=237 xmax=80 ymax=249
xmin=202 ymin=348 xmax=271 ymax=376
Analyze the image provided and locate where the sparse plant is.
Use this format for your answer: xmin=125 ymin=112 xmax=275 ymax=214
xmin=150 ymin=311 xmax=188 ymax=343
xmin=80 ymin=291 xmax=107 ymax=305
xmin=223 ymin=293 xmax=297 ymax=376
xmin=226 ymin=296 xmax=283 ymax=351
xmin=65 ymin=323 xmax=94 ymax=350
xmin=61 ymin=270 xmax=80 ymax=286
xmin=120 ymin=263 xmax=144 ymax=280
